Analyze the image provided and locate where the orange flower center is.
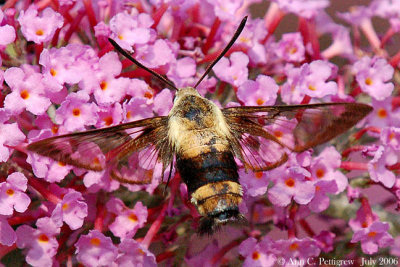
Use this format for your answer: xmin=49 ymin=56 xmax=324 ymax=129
xmin=252 ymin=251 xmax=260 ymax=260
xmin=377 ymin=108 xmax=387 ymax=118
xmin=50 ymin=68 xmax=57 ymax=76
xmin=90 ymin=237 xmax=101 ymax=246
xmin=144 ymin=91 xmax=153 ymax=99
xmin=274 ymin=130 xmax=283 ymax=138
xmin=129 ymin=213 xmax=138 ymax=222
xmin=308 ymin=84 xmax=317 ymax=91
xmin=256 ymin=98 xmax=265 ymax=106
xmin=368 ymin=231 xmax=377 ymax=237
xmin=289 ymin=242 xmax=299 ymax=250
xmin=58 ymin=161 xmax=66 ymax=167
xmin=92 ymin=157 xmax=100 ymax=165
xmin=289 ymin=47 xmax=298 ymax=54
xmin=62 ymin=203 xmax=69 ymax=210
xmin=365 ymin=77 xmax=373 ymax=86
xmin=103 ymin=116 xmax=113 ymax=126
xmin=254 ymin=172 xmax=263 ymax=179
xmin=51 ymin=125 xmax=59 ymax=134
xmin=36 ymin=29 xmax=44 ymax=36
xmin=100 ymin=81 xmax=108 ymax=91
xmin=316 ymin=168 xmax=325 ymax=178
xmin=6 ymin=188 xmax=14 ymax=196
xmin=20 ymin=90 xmax=30 ymax=99
xmin=239 ymin=36 xmax=250 ymax=43
xmin=126 ymin=111 xmax=132 ymax=119
xmin=285 ymin=178 xmax=295 ymax=187
xmin=72 ymin=108 xmax=81 ymax=116
xmin=38 ymin=234 xmax=49 ymax=242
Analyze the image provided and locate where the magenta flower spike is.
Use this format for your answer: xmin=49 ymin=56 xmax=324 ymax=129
xmin=275 ymin=32 xmax=305 ymax=63
xmin=115 ymin=238 xmax=157 ymax=266
xmin=18 ymin=6 xmax=63 ymax=44
xmin=106 ymin=198 xmax=148 ymax=239
xmin=0 ymin=172 xmax=31 ymax=216
xmin=0 ymin=9 xmax=16 ymax=46
xmin=239 ymin=237 xmax=276 ymax=267
xmin=75 ymin=230 xmax=118 ymax=266
xmin=16 ymin=217 xmax=61 ymax=267
xmin=4 ymin=66 xmax=51 ymax=115
xmin=353 ymin=56 xmax=394 ymax=100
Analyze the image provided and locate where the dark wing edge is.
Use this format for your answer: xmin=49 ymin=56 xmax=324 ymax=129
xmin=27 ymin=116 xmax=174 ymax=184
xmin=223 ymin=103 xmax=372 ymax=172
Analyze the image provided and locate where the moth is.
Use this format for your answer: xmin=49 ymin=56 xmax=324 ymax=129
xmin=28 ymin=17 xmax=372 ymax=234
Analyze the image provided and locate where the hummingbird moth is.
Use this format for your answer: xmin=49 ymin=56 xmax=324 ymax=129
xmin=28 ymin=17 xmax=372 ymax=234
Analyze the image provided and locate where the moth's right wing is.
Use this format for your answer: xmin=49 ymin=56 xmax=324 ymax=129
xmin=223 ymin=103 xmax=372 ymax=172
xmin=27 ymin=116 xmax=174 ymax=184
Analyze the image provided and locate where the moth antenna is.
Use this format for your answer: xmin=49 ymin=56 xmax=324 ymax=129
xmin=194 ymin=16 xmax=248 ymax=89
xmin=108 ymin=38 xmax=179 ymax=91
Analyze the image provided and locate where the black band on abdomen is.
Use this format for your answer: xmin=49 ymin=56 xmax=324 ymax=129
xmin=177 ymin=151 xmax=239 ymax=193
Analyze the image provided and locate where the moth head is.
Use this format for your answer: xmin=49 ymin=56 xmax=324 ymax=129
xmin=173 ymin=87 xmax=200 ymax=102
xmin=198 ymin=208 xmax=240 ymax=235
xmin=198 ymin=208 xmax=247 ymax=235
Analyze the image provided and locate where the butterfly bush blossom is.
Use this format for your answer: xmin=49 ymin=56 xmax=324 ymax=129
xmin=1 ymin=0 xmax=400 ymax=266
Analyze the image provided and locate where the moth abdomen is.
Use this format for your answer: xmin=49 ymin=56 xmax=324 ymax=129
xmin=176 ymin=148 xmax=243 ymax=233
xmin=177 ymin=150 xmax=239 ymax=193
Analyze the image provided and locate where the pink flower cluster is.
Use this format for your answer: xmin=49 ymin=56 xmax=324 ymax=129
xmin=0 ymin=0 xmax=399 ymax=266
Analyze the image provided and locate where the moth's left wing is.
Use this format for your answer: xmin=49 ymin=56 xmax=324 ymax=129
xmin=223 ymin=103 xmax=372 ymax=172
xmin=27 ymin=116 xmax=174 ymax=184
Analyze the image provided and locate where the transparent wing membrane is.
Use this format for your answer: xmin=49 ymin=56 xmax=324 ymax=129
xmin=223 ymin=103 xmax=372 ymax=172
xmin=28 ymin=116 xmax=173 ymax=184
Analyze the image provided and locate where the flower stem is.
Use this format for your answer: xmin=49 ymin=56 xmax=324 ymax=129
xmin=360 ymin=197 xmax=373 ymax=226
xmin=2 ymin=0 xmax=18 ymax=10
xmin=288 ymin=203 xmax=298 ymax=239
xmin=64 ymin=9 xmax=85 ymax=43
xmin=94 ymin=201 xmax=105 ymax=231
xmin=380 ymin=27 xmax=396 ymax=48
xmin=28 ymin=176 xmax=62 ymax=204
xmin=0 ymin=244 xmax=16 ymax=259
xmin=340 ymin=161 xmax=368 ymax=171
xmin=202 ymin=17 xmax=221 ymax=54
xmin=342 ymin=145 xmax=367 ymax=158
xmin=156 ymin=251 xmax=175 ymax=263
xmin=299 ymin=218 xmax=315 ymax=237
xmin=211 ymin=238 xmax=245 ymax=265
xmin=142 ymin=201 xmax=168 ymax=248
xmin=389 ymin=48 xmax=400 ymax=68
xmin=264 ymin=2 xmax=284 ymax=40
xmin=83 ymin=0 xmax=97 ymax=30
xmin=353 ymin=126 xmax=381 ymax=140
xmin=152 ymin=3 xmax=169 ymax=30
